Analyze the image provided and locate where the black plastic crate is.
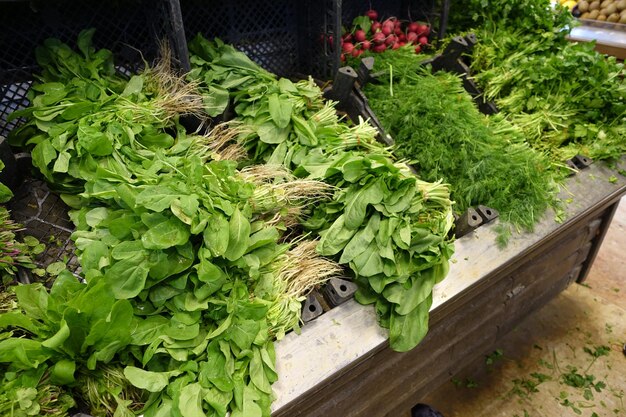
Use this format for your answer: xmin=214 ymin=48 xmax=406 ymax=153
xmin=7 ymin=178 xmax=80 ymax=274
xmin=181 ymin=0 xmax=338 ymax=79
xmin=0 ymin=0 xmax=188 ymax=138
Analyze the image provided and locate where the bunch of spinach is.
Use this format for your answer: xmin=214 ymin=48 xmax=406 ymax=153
xmin=8 ymin=28 xmax=200 ymax=194
xmin=188 ymin=36 xmax=456 ymax=352
xmin=0 ymin=273 xmax=143 ymax=415
xmin=360 ymin=48 xmax=560 ymax=233
xmin=2 ymin=31 xmax=339 ymax=417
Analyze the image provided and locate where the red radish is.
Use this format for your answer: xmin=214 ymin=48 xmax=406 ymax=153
xmin=414 ymin=45 xmax=422 ymax=54
xmin=340 ymin=53 xmax=346 ymax=62
xmin=407 ymin=22 xmax=420 ymax=33
xmin=391 ymin=42 xmax=401 ymax=50
xmin=327 ymin=35 xmax=334 ymax=46
xmin=398 ymin=33 xmax=407 ymax=42
xmin=394 ymin=27 xmax=403 ymax=36
xmin=372 ymin=32 xmax=385 ymax=44
xmin=406 ymin=32 xmax=418 ymax=43
xmin=366 ymin=9 xmax=378 ymax=20
xmin=394 ymin=19 xmax=402 ymax=29
xmin=381 ymin=24 xmax=393 ymax=36
xmin=343 ymin=33 xmax=353 ymax=42
xmin=399 ymin=41 xmax=407 ymax=47
xmin=342 ymin=42 xmax=355 ymax=53
xmin=417 ymin=24 xmax=430 ymax=36
xmin=418 ymin=36 xmax=428 ymax=45
xmin=355 ymin=29 xmax=367 ymax=42
xmin=373 ymin=43 xmax=387 ymax=53
xmin=361 ymin=40 xmax=371 ymax=50
xmin=371 ymin=21 xmax=382 ymax=33
xmin=385 ymin=35 xmax=397 ymax=45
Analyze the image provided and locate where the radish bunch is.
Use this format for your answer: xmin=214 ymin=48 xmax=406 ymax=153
xmin=340 ymin=9 xmax=431 ymax=61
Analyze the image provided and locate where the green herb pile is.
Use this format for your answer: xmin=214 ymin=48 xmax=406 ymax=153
xmin=2 ymin=30 xmax=342 ymax=417
xmin=471 ymin=29 xmax=626 ymax=162
xmin=448 ymin=0 xmax=573 ymax=34
xmin=188 ymin=36 xmax=456 ymax=352
xmin=360 ymin=47 xmax=558 ymax=232
xmin=449 ymin=0 xmax=626 ymax=162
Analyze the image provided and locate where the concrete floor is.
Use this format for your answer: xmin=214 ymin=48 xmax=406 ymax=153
xmin=422 ymin=198 xmax=626 ymax=417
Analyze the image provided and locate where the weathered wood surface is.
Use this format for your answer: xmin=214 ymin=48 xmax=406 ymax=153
xmin=271 ymin=158 xmax=626 ymax=416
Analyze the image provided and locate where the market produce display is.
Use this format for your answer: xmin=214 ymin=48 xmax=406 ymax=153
xmin=450 ymin=0 xmax=626 ymax=162
xmin=360 ymin=48 xmax=559 ymax=234
xmin=1 ymin=0 xmax=624 ymax=415
xmin=187 ymin=36 xmax=455 ymax=353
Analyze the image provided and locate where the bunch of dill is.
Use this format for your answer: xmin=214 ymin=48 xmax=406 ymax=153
xmin=363 ymin=48 xmax=560 ymax=234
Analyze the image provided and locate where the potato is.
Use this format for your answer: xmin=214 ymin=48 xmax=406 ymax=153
xmin=617 ymin=0 xmax=626 ymax=10
xmin=597 ymin=13 xmax=608 ymax=19
xmin=589 ymin=0 xmax=601 ymax=10
xmin=600 ymin=0 xmax=613 ymax=7
xmin=620 ymin=13 xmax=626 ymax=22
xmin=581 ymin=11 xmax=591 ymax=18
xmin=608 ymin=12 xmax=620 ymax=20
xmin=605 ymin=3 xmax=618 ymax=13
xmin=579 ymin=0 xmax=591 ymax=11
xmin=589 ymin=9 xmax=601 ymax=17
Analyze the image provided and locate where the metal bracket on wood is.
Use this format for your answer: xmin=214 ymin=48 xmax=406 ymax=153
xmin=301 ymin=291 xmax=324 ymax=323
xmin=324 ymin=66 xmax=358 ymax=103
xmin=322 ymin=277 xmax=358 ymax=307
xmin=572 ymin=154 xmax=593 ymax=169
xmin=475 ymin=205 xmax=499 ymax=224
xmin=454 ymin=207 xmax=483 ymax=238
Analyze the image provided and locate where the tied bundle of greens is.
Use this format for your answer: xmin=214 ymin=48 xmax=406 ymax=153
xmin=470 ymin=28 xmax=626 ymax=162
xmin=188 ymin=36 xmax=455 ymax=352
xmin=360 ymin=47 xmax=559 ymax=235
xmin=447 ymin=0 xmax=573 ymax=35
xmin=2 ymin=30 xmax=342 ymax=417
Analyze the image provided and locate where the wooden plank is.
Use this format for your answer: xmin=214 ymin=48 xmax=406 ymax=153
xmin=274 ymin=274 xmax=511 ymax=417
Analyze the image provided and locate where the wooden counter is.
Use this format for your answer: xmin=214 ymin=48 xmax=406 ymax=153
xmin=271 ymin=158 xmax=626 ymax=417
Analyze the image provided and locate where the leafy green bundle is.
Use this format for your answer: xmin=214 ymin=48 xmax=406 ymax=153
xmin=448 ymin=0 xmax=573 ymax=35
xmin=361 ymin=47 xmax=559 ymax=232
xmin=471 ymin=28 xmax=626 ymax=162
xmin=188 ymin=36 xmax=455 ymax=352
xmin=2 ymin=30 xmax=340 ymax=417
